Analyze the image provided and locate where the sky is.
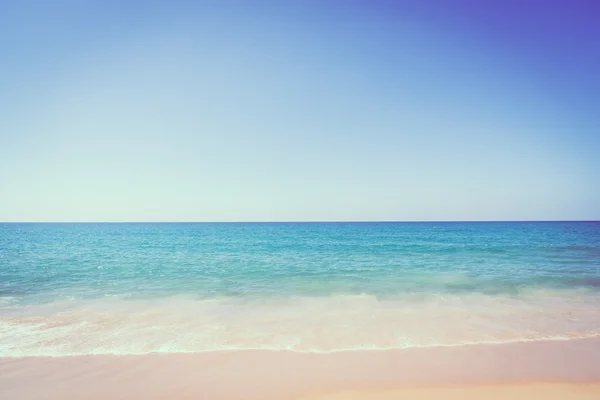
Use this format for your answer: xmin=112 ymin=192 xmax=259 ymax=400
xmin=0 ymin=0 xmax=598 ymax=222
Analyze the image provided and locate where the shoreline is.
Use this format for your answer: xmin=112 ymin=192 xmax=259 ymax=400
xmin=2 ymin=338 xmax=599 ymax=399
xmin=3 ymin=332 xmax=600 ymax=358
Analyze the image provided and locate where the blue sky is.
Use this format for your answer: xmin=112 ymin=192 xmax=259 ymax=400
xmin=1 ymin=1 xmax=598 ymax=221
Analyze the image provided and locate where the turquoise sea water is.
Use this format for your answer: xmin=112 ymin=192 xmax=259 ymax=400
xmin=1 ymin=222 xmax=599 ymax=356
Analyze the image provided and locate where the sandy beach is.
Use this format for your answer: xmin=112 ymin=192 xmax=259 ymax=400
xmin=1 ymin=338 xmax=599 ymax=399
xmin=297 ymin=384 xmax=600 ymax=400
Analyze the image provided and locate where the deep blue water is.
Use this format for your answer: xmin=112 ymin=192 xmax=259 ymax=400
xmin=1 ymin=222 xmax=599 ymax=356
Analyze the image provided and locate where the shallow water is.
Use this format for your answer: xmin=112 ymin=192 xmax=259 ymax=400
xmin=1 ymin=222 xmax=599 ymax=356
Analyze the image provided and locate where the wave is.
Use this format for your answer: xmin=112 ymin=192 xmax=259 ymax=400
xmin=1 ymin=289 xmax=599 ymax=357
xmin=2 ymin=331 xmax=599 ymax=358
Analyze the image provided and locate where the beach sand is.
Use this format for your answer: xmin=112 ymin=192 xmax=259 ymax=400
xmin=297 ymin=384 xmax=600 ymax=400
xmin=1 ymin=339 xmax=599 ymax=399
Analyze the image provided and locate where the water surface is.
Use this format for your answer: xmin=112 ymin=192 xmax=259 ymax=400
xmin=1 ymin=222 xmax=599 ymax=356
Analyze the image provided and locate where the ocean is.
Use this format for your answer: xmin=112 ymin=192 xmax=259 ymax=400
xmin=1 ymin=222 xmax=599 ymax=356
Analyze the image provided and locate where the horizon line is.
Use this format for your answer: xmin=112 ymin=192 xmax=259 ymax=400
xmin=1 ymin=220 xmax=599 ymax=224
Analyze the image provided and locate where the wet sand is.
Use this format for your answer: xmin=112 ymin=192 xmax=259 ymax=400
xmin=1 ymin=338 xmax=599 ymax=399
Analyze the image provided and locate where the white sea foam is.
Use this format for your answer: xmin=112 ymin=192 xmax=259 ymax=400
xmin=1 ymin=287 xmax=599 ymax=357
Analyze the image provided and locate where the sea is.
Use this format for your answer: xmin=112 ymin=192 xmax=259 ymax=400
xmin=1 ymin=222 xmax=599 ymax=357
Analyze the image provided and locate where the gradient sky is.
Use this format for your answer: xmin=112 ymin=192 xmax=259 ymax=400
xmin=1 ymin=0 xmax=598 ymax=222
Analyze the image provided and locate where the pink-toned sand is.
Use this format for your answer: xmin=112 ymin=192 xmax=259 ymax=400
xmin=1 ymin=339 xmax=599 ymax=399
xmin=298 ymin=384 xmax=600 ymax=400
